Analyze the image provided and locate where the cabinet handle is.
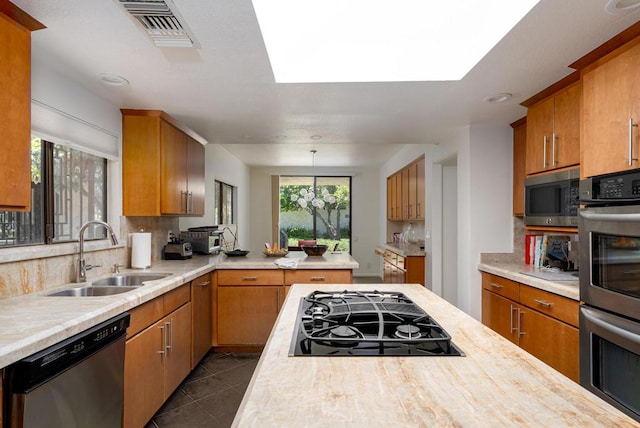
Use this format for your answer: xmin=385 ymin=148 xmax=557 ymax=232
xmin=198 ymin=280 xmax=211 ymax=287
xmin=242 ymin=276 xmax=258 ymax=280
xmin=165 ymin=320 xmax=173 ymax=351
xmin=277 ymin=288 xmax=281 ymax=311
xmin=552 ymin=132 xmax=557 ymax=166
xmin=518 ymin=309 xmax=526 ymax=336
xmin=181 ymin=190 xmax=187 ymax=212
xmin=534 ymin=299 xmax=552 ymax=308
xmin=416 ymin=202 xmax=420 ymax=217
xmin=543 ymin=135 xmax=548 ymax=168
xmin=310 ymin=276 xmax=326 ymax=281
xmin=188 ymin=191 xmax=194 ymax=213
xmin=489 ymin=282 xmax=503 ymax=289
xmin=158 ymin=324 xmax=166 ymax=355
xmin=629 ymin=118 xmax=638 ymax=166
xmin=510 ymin=304 xmax=517 ymax=334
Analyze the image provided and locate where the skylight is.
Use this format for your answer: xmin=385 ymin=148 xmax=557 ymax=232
xmin=252 ymin=0 xmax=540 ymax=83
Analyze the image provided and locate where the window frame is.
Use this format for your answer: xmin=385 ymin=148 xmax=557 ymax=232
xmin=214 ymin=180 xmax=235 ymax=225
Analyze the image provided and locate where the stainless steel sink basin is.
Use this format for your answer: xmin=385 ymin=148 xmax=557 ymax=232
xmin=91 ymin=273 xmax=170 ymax=286
xmin=45 ymin=286 xmax=140 ymax=297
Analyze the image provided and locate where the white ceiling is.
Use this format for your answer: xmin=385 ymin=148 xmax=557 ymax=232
xmin=12 ymin=0 xmax=640 ymax=167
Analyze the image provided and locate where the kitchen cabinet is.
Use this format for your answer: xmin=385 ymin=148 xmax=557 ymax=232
xmin=214 ymin=269 xmax=285 ymax=348
xmin=581 ymin=38 xmax=640 ymax=178
xmin=121 ymin=109 xmax=206 ymax=216
xmin=123 ymin=284 xmax=192 ymax=428
xmin=284 ymin=269 xmax=352 ymax=285
xmin=511 ymin=118 xmax=526 ymax=216
xmin=481 ymin=273 xmax=579 ymax=382
xmin=386 ymin=156 xmax=425 ymax=221
xmin=525 ymin=82 xmax=580 ymax=175
xmin=380 ymin=249 xmax=425 ymax=285
xmin=191 ymin=272 xmax=212 ymax=368
xmin=0 ymin=4 xmax=44 ymax=211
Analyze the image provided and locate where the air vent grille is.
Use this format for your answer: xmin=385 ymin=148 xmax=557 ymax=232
xmin=116 ymin=0 xmax=198 ymax=48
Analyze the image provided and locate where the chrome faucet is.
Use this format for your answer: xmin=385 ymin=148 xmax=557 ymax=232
xmin=76 ymin=220 xmax=119 ymax=283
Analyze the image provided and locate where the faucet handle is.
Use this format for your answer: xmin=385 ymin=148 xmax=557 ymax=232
xmin=85 ymin=264 xmax=102 ymax=271
xmin=112 ymin=263 xmax=124 ymax=274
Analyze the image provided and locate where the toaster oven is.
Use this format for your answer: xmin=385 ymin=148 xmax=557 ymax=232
xmin=180 ymin=227 xmax=222 ymax=254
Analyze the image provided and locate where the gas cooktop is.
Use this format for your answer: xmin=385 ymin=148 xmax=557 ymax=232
xmin=289 ymin=290 xmax=464 ymax=356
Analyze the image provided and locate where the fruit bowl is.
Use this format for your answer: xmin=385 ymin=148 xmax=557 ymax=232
xmin=301 ymin=245 xmax=328 ymax=257
xmin=264 ymin=249 xmax=288 ymax=257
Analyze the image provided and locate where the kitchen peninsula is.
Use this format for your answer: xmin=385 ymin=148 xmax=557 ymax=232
xmin=232 ymin=283 xmax=635 ymax=427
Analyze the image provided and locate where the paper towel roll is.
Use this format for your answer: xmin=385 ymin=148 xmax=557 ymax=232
xmin=131 ymin=232 xmax=151 ymax=269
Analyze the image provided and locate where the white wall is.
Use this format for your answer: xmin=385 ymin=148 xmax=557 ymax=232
xmin=249 ymin=166 xmax=380 ymax=277
xmin=180 ymin=144 xmax=251 ymax=250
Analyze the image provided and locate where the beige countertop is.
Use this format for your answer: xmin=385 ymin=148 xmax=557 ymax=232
xmin=376 ymin=243 xmax=426 ymax=257
xmin=0 ymin=252 xmax=358 ymax=368
xmin=233 ymin=283 xmax=635 ymax=427
xmin=478 ymin=262 xmax=579 ymax=301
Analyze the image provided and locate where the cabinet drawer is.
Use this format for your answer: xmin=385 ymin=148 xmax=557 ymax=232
xmin=481 ymin=273 xmax=519 ymax=301
xmin=164 ymin=284 xmax=191 ymax=314
xmin=284 ymin=270 xmax=352 ymax=285
xmin=216 ymin=269 xmax=283 ymax=286
xmin=127 ymin=297 xmax=163 ymax=339
xmin=384 ymin=250 xmax=397 ymax=265
xmin=519 ymin=285 xmax=579 ymax=327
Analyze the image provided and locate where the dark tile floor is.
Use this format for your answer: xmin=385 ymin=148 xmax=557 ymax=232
xmin=145 ymin=352 xmax=260 ymax=428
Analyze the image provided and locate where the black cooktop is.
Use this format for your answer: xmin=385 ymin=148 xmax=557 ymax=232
xmin=289 ymin=290 xmax=464 ymax=356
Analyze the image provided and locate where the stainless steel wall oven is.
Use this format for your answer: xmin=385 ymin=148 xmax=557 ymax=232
xmin=579 ymin=168 xmax=640 ymax=422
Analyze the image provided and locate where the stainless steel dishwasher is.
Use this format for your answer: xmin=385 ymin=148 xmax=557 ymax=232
xmin=5 ymin=312 xmax=130 ymax=428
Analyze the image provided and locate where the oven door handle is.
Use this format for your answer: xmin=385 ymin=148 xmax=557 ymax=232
xmin=582 ymin=306 xmax=640 ymax=346
xmin=580 ymin=211 xmax=640 ymax=222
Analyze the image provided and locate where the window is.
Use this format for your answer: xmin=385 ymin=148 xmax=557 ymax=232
xmin=279 ymin=176 xmax=351 ymax=251
xmin=0 ymin=137 xmax=107 ymax=247
xmin=214 ymin=180 xmax=234 ymax=225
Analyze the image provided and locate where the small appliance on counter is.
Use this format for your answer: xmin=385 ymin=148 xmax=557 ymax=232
xmin=163 ymin=235 xmax=193 ymax=260
xmin=180 ymin=226 xmax=223 ymax=254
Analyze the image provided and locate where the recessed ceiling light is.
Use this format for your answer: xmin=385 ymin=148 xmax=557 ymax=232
xmin=605 ymin=0 xmax=640 ymax=13
xmin=252 ymin=0 xmax=540 ymax=83
xmin=98 ymin=73 xmax=129 ymax=86
xmin=483 ymin=93 xmax=512 ymax=103
xmin=310 ymin=135 xmax=322 ymax=140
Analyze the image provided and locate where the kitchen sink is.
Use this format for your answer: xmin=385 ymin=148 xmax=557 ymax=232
xmin=45 ymin=286 xmax=140 ymax=297
xmin=91 ymin=273 xmax=170 ymax=286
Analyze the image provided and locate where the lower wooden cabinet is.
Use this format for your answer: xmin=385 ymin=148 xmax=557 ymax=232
xmin=123 ymin=285 xmax=192 ymax=428
xmin=191 ymin=272 xmax=212 ymax=368
xmin=481 ymin=273 xmax=579 ymax=382
xmin=380 ymin=249 xmax=425 ymax=285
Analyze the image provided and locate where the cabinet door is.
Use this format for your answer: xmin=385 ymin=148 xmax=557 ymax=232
xmin=407 ymin=163 xmax=418 ymax=219
xmin=217 ymin=286 xmax=281 ymax=345
xmin=284 ymin=269 xmax=352 ymax=285
xmin=123 ymin=321 xmax=165 ymax=428
xmin=582 ymin=42 xmax=640 ymax=177
xmin=386 ymin=176 xmax=393 ymax=219
xmin=192 ymin=274 xmax=212 ymax=367
xmin=481 ymin=289 xmax=519 ymax=345
xmin=512 ymin=121 xmax=526 ymax=216
xmin=518 ymin=307 xmax=579 ymax=382
xmin=186 ymin=136 xmax=205 ymax=215
xmin=416 ymin=158 xmax=425 ymax=220
xmin=401 ymin=168 xmax=410 ymax=219
xmin=160 ymin=120 xmax=188 ymax=214
xmin=394 ymin=171 xmax=402 ymax=220
xmin=553 ymin=83 xmax=580 ymax=170
xmin=164 ymin=303 xmax=192 ymax=398
xmin=0 ymin=15 xmax=31 ymax=211
xmin=526 ymin=97 xmax=554 ymax=175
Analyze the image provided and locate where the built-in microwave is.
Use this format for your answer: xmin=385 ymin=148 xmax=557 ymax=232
xmin=524 ymin=168 xmax=580 ymax=227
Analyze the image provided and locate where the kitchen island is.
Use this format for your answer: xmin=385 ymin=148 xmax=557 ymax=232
xmin=233 ymin=283 xmax=636 ymax=427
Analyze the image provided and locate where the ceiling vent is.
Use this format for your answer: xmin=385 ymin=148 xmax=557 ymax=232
xmin=116 ymin=0 xmax=199 ymax=48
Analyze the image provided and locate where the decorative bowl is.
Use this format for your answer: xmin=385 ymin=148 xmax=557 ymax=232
xmin=301 ymin=245 xmax=328 ymax=257
xmin=264 ymin=249 xmax=288 ymax=257
xmin=224 ymin=249 xmax=249 ymax=257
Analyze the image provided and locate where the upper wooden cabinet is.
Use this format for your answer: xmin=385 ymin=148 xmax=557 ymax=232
xmin=511 ymin=118 xmax=526 ymax=216
xmin=0 ymin=3 xmax=44 ymax=211
xmin=387 ymin=156 xmax=425 ymax=221
xmin=581 ymin=39 xmax=640 ymax=178
xmin=525 ymin=82 xmax=581 ymax=175
xmin=121 ymin=109 xmax=207 ymax=216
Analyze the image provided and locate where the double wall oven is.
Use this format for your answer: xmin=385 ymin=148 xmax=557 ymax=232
xmin=579 ymin=169 xmax=640 ymax=422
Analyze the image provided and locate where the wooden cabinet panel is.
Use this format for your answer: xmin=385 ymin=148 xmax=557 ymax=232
xmin=217 ymin=286 xmax=281 ymax=345
xmin=582 ymin=40 xmax=640 ymax=177
xmin=164 ymin=302 xmax=192 ymax=397
xmin=416 ymin=157 xmax=425 ymax=220
xmin=164 ymin=284 xmax=191 ymax=314
xmin=380 ymin=250 xmax=424 ymax=285
xmin=518 ymin=308 xmax=579 ymax=383
xmin=126 ymin=297 xmax=163 ymax=339
xmin=386 ymin=157 xmax=425 ymax=221
xmin=526 ymin=97 xmax=554 ymax=175
xmin=386 ymin=176 xmax=394 ymax=219
xmin=512 ymin=119 xmax=526 ymax=216
xmin=0 ymin=8 xmax=43 ymax=211
xmin=519 ymin=285 xmax=579 ymax=327
xmin=187 ymin=136 xmax=205 ymax=215
xmin=191 ymin=273 xmax=212 ymax=367
xmin=284 ymin=269 xmax=352 ymax=285
xmin=216 ymin=269 xmax=283 ymax=286
xmin=407 ymin=163 xmax=418 ymax=220
xmin=481 ymin=289 xmax=519 ymax=345
xmin=160 ymin=120 xmax=188 ymax=215
xmin=481 ymin=273 xmax=519 ymax=301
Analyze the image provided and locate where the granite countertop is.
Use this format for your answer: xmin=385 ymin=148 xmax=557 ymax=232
xmin=478 ymin=262 xmax=579 ymax=301
xmin=232 ymin=283 xmax=635 ymax=427
xmin=376 ymin=243 xmax=426 ymax=257
xmin=0 ymin=252 xmax=358 ymax=368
